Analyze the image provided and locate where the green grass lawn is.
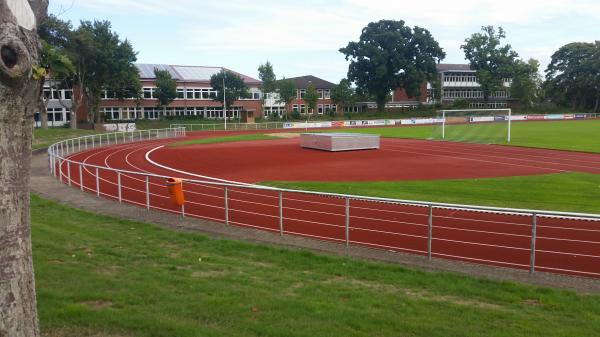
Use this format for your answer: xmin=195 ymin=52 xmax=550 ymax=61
xmin=264 ymin=173 xmax=600 ymax=214
xmin=33 ymin=128 xmax=103 ymax=150
xmin=32 ymin=195 xmax=600 ymax=337
xmin=167 ymin=134 xmax=278 ymax=147
xmin=328 ymin=120 xmax=600 ymax=153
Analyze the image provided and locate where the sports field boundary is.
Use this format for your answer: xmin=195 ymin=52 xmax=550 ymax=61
xmin=46 ymin=127 xmax=600 ymax=279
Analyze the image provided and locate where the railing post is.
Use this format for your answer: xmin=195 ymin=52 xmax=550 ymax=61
xmin=145 ymin=175 xmax=150 ymax=210
xmin=79 ymin=164 xmax=83 ymax=191
xmin=78 ymin=138 xmax=81 ymax=152
xmin=117 ymin=171 xmax=122 ymax=203
xmin=181 ymin=181 xmax=185 ymax=217
xmin=67 ymin=161 xmax=71 ymax=186
xmin=428 ymin=205 xmax=433 ymax=260
xmin=279 ymin=191 xmax=283 ymax=236
xmin=530 ymin=213 xmax=537 ymax=274
xmin=345 ymin=197 xmax=350 ymax=253
xmin=224 ymin=186 xmax=229 ymax=225
xmin=58 ymin=158 xmax=63 ymax=183
xmin=95 ymin=167 xmax=100 ymax=197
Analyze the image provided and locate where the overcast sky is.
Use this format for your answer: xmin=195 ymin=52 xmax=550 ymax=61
xmin=50 ymin=0 xmax=600 ymax=83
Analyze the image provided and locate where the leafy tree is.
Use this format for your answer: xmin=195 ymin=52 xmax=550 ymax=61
xmin=0 ymin=1 xmax=47 ymax=335
xmin=545 ymin=42 xmax=600 ymax=111
xmin=461 ymin=26 xmax=519 ymax=106
xmin=304 ymin=83 xmax=319 ymax=114
xmin=258 ymin=60 xmax=276 ymax=99
xmin=340 ymin=20 xmax=445 ymax=112
xmin=511 ymin=58 xmax=543 ymax=108
xmin=154 ymin=68 xmax=177 ymax=117
xmin=331 ymin=78 xmax=356 ymax=112
xmin=210 ymin=69 xmax=250 ymax=119
xmin=275 ymin=77 xmax=296 ymax=119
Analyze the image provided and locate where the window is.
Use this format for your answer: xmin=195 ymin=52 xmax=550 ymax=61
xmin=318 ymin=104 xmax=323 ymax=114
xmin=176 ymin=88 xmax=185 ymax=99
xmin=300 ymin=104 xmax=306 ymax=113
xmin=43 ymin=87 xmax=51 ymax=100
xmin=63 ymin=89 xmax=73 ymax=100
xmin=252 ymin=92 xmax=260 ymax=100
xmin=292 ymin=104 xmax=298 ymax=113
xmin=143 ymin=87 xmax=154 ymax=99
xmin=323 ymin=89 xmax=330 ymax=99
xmin=103 ymin=107 xmax=120 ymax=120
xmin=298 ymin=89 xmax=306 ymax=99
xmin=332 ymin=104 xmax=337 ymax=112
xmin=318 ymin=89 xmax=324 ymax=99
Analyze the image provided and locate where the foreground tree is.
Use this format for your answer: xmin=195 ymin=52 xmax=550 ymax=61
xmin=154 ymin=68 xmax=177 ymax=117
xmin=304 ymin=83 xmax=319 ymax=114
xmin=340 ymin=20 xmax=445 ymax=112
xmin=545 ymin=42 xmax=600 ymax=111
xmin=275 ymin=77 xmax=296 ymax=119
xmin=0 ymin=1 xmax=48 ymax=336
xmin=210 ymin=69 xmax=250 ymax=119
xmin=461 ymin=26 xmax=519 ymax=106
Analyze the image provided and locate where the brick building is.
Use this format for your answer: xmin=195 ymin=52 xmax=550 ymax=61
xmin=263 ymin=75 xmax=338 ymax=118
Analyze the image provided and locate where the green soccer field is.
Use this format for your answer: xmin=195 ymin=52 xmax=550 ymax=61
xmin=325 ymin=119 xmax=600 ymax=153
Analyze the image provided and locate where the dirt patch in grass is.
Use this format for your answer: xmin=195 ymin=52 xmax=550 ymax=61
xmin=80 ymin=300 xmax=114 ymax=309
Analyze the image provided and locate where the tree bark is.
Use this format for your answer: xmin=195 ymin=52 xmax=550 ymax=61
xmin=0 ymin=1 xmax=47 ymax=336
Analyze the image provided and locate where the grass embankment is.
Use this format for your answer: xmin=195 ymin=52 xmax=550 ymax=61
xmin=265 ymin=173 xmax=600 ymax=214
xmin=330 ymin=120 xmax=600 ymax=153
xmin=33 ymin=128 xmax=101 ymax=150
xmin=32 ymin=195 xmax=600 ymax=336
xmin=167 ymin=134 xmax=278 ymax=147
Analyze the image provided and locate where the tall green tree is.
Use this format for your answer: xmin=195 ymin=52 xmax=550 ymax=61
xmin=210 ymin=69 xmax=250 ymax=119
xmin=0 ymin=1 xmax=48 ymax=336
xmin=275 ymin=77 xmax=296 ymax=119
xmin=340 ymin=20 xmax=445 ymax=112
xmin=331 ymin=78 xmax=356 ymax=112
xmin=461 ymin=26 xmax=519 ymax=106
xmin=258 ymin=61 xmax=276 ymax=100
xmin=545 ymin=42 xmax=600 ymax=111
xmin=511 ymin=58 xmax=543 ymax=108
xmin=154 ymin=68 xmax=177 ymax=117
xmin=304 ymin=83 xmax=319 ymax=114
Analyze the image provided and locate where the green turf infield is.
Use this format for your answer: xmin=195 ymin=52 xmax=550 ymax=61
xmin=167 ymin=134 xmax=279 ymax=147
xmin=32 ymin=194 xmax=600 ymax=337
xmin=325 ymin=120 xmax=600 ymax=153
xmin=264 ymin=172 xmax=600 ymax=214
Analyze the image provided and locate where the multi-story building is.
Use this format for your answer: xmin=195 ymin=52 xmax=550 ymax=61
xmin=435 ymin=64 xmax=513 ymax=108
xmin=99 ymin=64 xmax=263 ymax=122
xmin=263 ymin=75 xmax=337 ymax=118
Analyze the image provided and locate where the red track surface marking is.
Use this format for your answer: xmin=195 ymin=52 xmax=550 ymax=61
xmin=55 ymin=132 xmax=600 ymax=278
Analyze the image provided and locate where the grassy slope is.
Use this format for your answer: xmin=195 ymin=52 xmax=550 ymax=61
xmin=265 ymin=173 xmax=600 ymax=214
xmin=167 ymin=134 xmax=278 ymax=147
xmin=33 ymin=128 xmax=101 ymax=150
xmin=32 ymin=195 xmax=600 ymax=337
xmin=329 ymin=120 xmax=600 ymax=153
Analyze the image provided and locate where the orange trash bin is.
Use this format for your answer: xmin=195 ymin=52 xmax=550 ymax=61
xmin=166 ymin=178 xmax=185 ymax=206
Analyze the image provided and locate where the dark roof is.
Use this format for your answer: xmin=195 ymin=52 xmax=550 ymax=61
xmin=285 ymin=75 xmax=335 ymax=89
xmin=436 ymin=64 xmax=474 ymax=72
xmin=135 ymin=64 xmax=261 ymax=85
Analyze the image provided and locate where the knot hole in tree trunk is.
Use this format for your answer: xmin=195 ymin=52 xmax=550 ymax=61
xmin=1 ymin=45 xmax=18 ymax=68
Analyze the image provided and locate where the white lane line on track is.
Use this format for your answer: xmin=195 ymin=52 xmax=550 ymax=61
xmin=383 ymin=142 xmax=600 ymax=171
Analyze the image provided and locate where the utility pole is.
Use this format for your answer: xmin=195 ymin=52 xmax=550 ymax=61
xmin=223 ymin=72 xmax=227 ymax=130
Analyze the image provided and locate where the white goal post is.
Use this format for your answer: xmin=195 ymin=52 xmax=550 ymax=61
xmin=439 ymin=108 xmax=512 ymax=143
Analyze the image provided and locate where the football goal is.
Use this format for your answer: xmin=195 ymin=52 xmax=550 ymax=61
xmin=430 ymin=108 xmax=512 ymax=144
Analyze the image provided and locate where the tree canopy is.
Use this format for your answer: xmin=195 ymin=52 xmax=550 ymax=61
xmin=275 ymin=78 xmax=297 ymax=118
xmin=461 ymin=26 xmax=519 ymax=104
xmin=258 ymin=61 xmax=277 ymax=96
xmin=209 ymin=70 xmax=250 ymax=114
xmin=304 ymin=83 xmax=319 ymax=114
xmin=511 ymin=58 xmax=543 ymax=108
xmin=154 ymin=68 xmax=177 ymax=113
xmin=545 ymin=41 xmax=600 ymax=111
xmin=331 ymin=78 xmax=356 ymax=109
xmin=340 ymin=20 xmax=445 ymax=112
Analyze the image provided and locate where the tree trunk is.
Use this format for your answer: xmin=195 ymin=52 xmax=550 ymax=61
xmin=594 ymin=96 xmax=599 ymax=113
xmin=376 ymin=95 xmax=386 ymax=113
xmin=0 ymin=1 xmax=47 ymax=336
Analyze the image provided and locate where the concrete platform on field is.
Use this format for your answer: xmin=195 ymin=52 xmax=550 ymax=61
xmin=300 ymin=133 xmax=380 ymax=151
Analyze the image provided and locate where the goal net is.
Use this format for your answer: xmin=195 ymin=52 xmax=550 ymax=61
xmin=430 ymin=109 xmax=512 ymax=144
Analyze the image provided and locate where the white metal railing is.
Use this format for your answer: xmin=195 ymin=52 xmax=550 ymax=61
xmin=47 ymin=127 xmax=600 ymax=279
xmin=170 ymin=122 xmax=285 ymax=132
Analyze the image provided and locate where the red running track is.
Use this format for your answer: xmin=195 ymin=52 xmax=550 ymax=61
xmin=54 ymin=131 xmax=600 ymax=278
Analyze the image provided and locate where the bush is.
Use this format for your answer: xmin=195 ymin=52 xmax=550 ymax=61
xmin=291 ymin=111 xmax=301 ymax=120
xmin=451 ymin=98 xmax=470 ymax=109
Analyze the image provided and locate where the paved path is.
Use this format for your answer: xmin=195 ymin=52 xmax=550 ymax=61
xmin=30 ymin=151 xmax=600 ymax=293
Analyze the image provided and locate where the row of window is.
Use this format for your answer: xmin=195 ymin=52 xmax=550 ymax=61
xmin=263 ymin=106 xmax=286 ymax=117
xmin=292 ymin=104 xmax=337 ymax=114
xmin=442 ymin=74 xmax=511 ymax=85
xmin=297 ymin=89 xmax=331 ymax=99
xmin=469 ymin=102 xmax=508 ymax=109
xmin=442 ymin=89 xmax=510 ymax=99
xmin=102 ymin=106 xmax=244 ymax=120
xmin=43 ymin=88 xmax=73 ymax=100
